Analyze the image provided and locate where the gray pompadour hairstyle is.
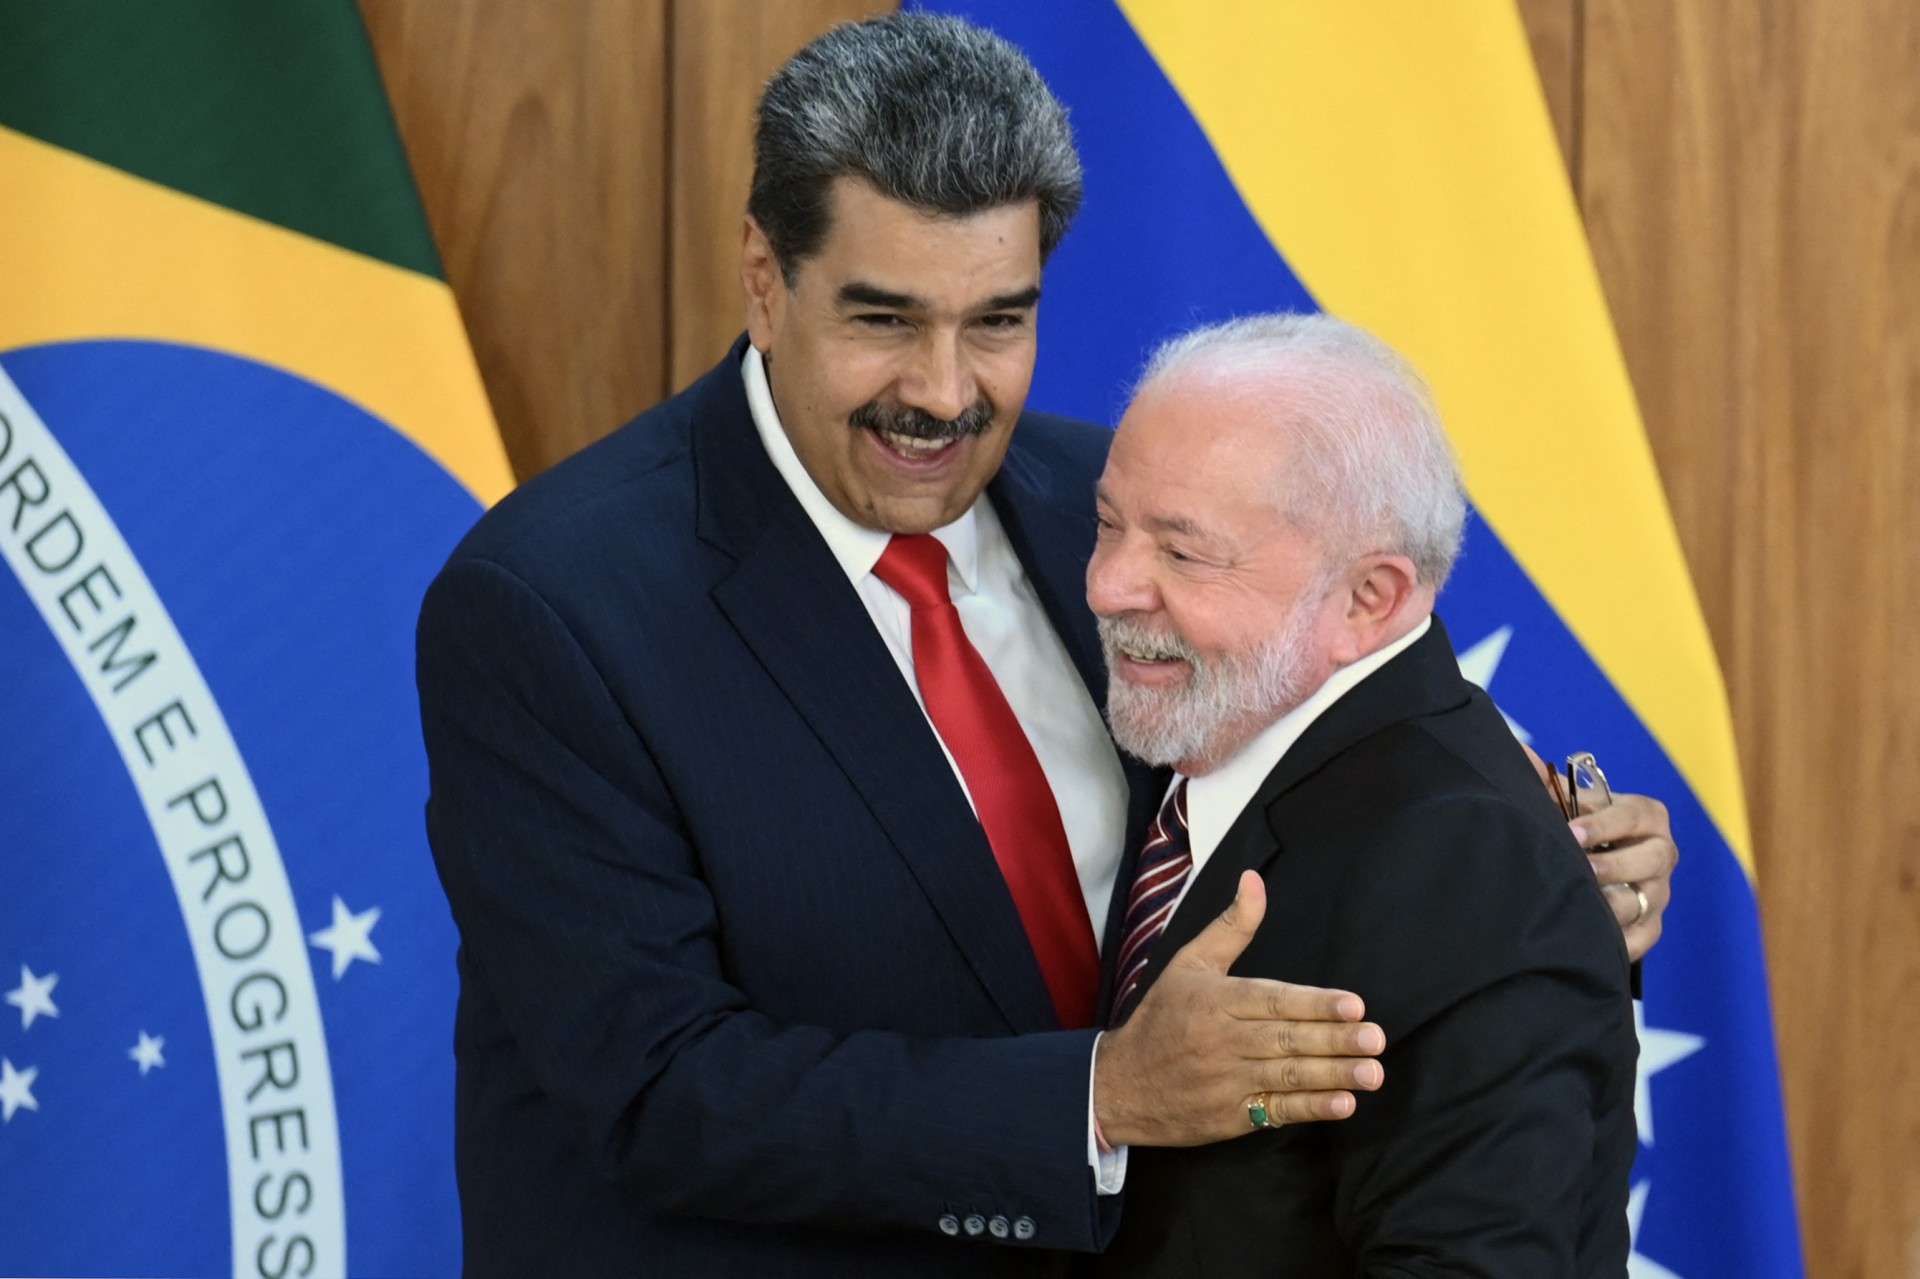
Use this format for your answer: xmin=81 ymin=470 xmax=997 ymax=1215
xmin=749 ymin=13 xmax=1083 ymax=281
xmin=1136 ymin=313 xmax=1469 ymax=589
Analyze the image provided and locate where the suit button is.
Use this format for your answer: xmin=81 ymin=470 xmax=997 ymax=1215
xmin=1013 ymin=1216 xmax=1037 ymax=1241
xmin=988 ymin=1215 xmax=1010 ymax=1239
xmin=963 ymin=1214 xmax=986 ymax=1237
xmin=938 ymin=1214 xmax=960 ymax=1236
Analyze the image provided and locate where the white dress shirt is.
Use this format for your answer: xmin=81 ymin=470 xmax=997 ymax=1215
xmin=742 ymin=348 xmax=1131 ymax=1190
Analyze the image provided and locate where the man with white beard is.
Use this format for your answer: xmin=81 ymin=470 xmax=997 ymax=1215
xmin=1084 ymin=313 xmax=1636 ymax=1278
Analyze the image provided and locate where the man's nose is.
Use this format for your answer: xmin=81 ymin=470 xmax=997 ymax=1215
xmin=1086 ymin=534 xmax=1158 ymax=619
xmin=897 ymin=331 xmax=977 ymax=422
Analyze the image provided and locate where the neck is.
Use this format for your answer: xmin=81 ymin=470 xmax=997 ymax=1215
xmin=1173 ymin=696 xmax=1309 ymax=778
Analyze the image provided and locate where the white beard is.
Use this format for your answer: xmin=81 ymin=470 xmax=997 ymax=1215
xmin=1099 ymin=593 xmax=1324 ymax=771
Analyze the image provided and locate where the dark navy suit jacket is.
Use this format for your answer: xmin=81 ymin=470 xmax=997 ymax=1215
xmin=417 ymin=340 xmax=1156 ymax=1276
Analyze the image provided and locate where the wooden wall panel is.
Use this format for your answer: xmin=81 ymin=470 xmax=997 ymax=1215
xmin=1581 ymin=2 xmax=1920 ymax=1275
xmin=667 ymin=0 xmax=897 ymax=392
xmin=362 ymin=0 xmax=670 ymax=480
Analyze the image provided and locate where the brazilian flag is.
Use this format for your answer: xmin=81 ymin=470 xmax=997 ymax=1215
xmin=915 ymin=2 xmax=1805 ymax=1276
xmin=0 ymin=5 xmax=510 ymax=1276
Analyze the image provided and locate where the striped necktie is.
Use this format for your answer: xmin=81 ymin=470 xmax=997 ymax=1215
xmin=1111 ymin=779 xmax=1192 ymax=1023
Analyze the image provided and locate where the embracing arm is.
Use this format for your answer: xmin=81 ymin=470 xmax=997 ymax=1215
xmin=418 ymin=557 xmax=1382 ymax=1249
xmin=419 ymin=556 xmax=1105 ymax=1245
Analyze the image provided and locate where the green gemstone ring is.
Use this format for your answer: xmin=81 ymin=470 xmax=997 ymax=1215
xmin=1247 ymin=1095 xmax=1274 ymax=1130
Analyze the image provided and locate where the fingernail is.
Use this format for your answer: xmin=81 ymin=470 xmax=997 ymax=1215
xmin=1359 ymin=1026 xmax=1384 ymax=1053
xmin=1588 ymin=856 xmax=1603 ymax=878
xmin=1570 ymin=823 xmax=1590 ymax=845
xmin=1357 ymin=1062 xmax=1383 ymax=1088
xmin=1337 ymin=996 xmax=1363 ymax=1020
xmin=1330 ymin=1093 xmax=1355 ymax=1118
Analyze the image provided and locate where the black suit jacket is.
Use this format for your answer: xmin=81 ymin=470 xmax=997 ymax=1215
xmin=416 ymin=340 xmax=1159 ymax=1276
xmin=1093 ymin=620 xmax=1637 ymax=1279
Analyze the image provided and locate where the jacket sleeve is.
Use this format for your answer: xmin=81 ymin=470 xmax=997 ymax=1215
xmin=1323 ymin=795 xmax=1637 ymax=1277
xmin=416 ymin=555 xmax=1114 ymax=1250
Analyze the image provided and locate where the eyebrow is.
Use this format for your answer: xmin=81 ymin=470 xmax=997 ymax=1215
xmin=835 ymin=282 xmax=1043 ymax=312
xmin=1095 ymin=485 xmax=1205 ymax=538
xmin=838 ymin=281 xmax=920 ymax=309
xmin=982 ymin=285 xmax=1043 ymax=311
xmin=1144 ymin=513 xmax=1204 ymax=537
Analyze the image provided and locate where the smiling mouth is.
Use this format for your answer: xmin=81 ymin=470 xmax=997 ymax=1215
xmin=874 ymin=429 xmax=964 ymax=459
xmin=850 ymin=398 xmax=993 ymax=466
xmin=1114 ymin=652 xmax=1191 ymax=681
xmin=1110 ymin=635 xmax=1188 ymax=664
xmin=1099 ymin=617 xmax=1197 ymax=679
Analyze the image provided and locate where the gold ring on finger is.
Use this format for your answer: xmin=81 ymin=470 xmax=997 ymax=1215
xmin=1246 ymin=1093 xmax=1275 ymax=1130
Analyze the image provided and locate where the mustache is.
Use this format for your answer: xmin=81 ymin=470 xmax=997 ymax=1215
xmin=1097 ymin=614 xmax=1199 ymax=666
xmin=849 ymin=397 xmax=995 ymax=443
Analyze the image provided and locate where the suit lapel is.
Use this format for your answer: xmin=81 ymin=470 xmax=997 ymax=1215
xmin=987 ymin=444 xmax=1104 ymax=707
xmin=692 ymin=343 xmax=1059 ymax=1032
xmin=1137 ymin=620 xmax=1473 ymax=986
xmin=988 ymin=435 xmax=1166 ymax=1012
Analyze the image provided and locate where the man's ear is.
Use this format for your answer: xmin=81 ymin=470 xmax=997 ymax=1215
xmin=1328 ymin=554 xmax=1423 ymax=664
xmin=741 ymin=216 xmax=785 ymax=351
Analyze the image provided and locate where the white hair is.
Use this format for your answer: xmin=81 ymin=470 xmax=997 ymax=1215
xmin=1135 ymin=312 xmax=1468 ymax=588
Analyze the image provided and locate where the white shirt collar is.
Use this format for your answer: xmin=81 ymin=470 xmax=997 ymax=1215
xmin=1183 ymin=615 xmax=1433 ymax=864
xmin=742 ymin=345 xmax=981 ymax=592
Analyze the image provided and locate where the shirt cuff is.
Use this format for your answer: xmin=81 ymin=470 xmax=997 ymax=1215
xmin=1087 ymin=1031 xmax=1128 ymax=1195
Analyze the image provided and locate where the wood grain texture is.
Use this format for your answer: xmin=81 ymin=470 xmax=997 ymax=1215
xmin=1581 ymin=2 xmax=1920 ymax=1274
xmin=1515 ymin=0 xmax=1579 ymax=181
xmin=361 ymin=0 xmax=670 ymax=480
xmin=667 ymin=0 xmax=898 ymax=392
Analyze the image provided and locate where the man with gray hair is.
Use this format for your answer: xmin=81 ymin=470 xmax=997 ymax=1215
xmin=418 ymin=14 xmax=1661 ymax=1275
xmin=1086 ymin=314 xmax=1635 ymax=1276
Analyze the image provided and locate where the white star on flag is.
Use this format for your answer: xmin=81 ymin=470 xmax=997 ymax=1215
xmin=1627 ymin=1180 xmax=1683 ymax=1278
xmin=1635 ymin=1001 xmax=1705 ymax=1145
xmin=1455 ymin=625 xmax=1532 ymax=744
xmin=5 ymin=965 xmax=59 ymax=1030
xmin=129 ymin=1031 xmax=167 ymax=1076
xmin=0 ymin=1058 xmax=39 ymax=1122
xmin=308 ymin=896 xmax=382 ymax=980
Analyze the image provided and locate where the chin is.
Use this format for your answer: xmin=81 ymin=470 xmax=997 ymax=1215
xmin=868 ymin=488 xmax=982 ymax=535
xmin=1106 ymin=691 xmax=1214 ymax=771
xmin=866 ymin=504 xmax=956 ymax=536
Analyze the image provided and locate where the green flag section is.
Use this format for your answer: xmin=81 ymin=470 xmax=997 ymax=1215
xmin=0 ymin=5 xmax=509 ymax=1276
xmin=916 ymin=2 xmax=1804 ymax=1276
xmin=0 ymin=2 xmax=440 ymax=278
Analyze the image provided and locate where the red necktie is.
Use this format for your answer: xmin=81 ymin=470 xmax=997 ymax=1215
xmin=873 ymin=533 xmax=1100 ymax=1028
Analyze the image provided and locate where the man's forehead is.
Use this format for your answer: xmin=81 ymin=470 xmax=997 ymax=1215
xmin=823 ymin=175 xmax=1041 ymax=231
xmin=1125 ymin=375 xmax=1306 ymax=467
xmin=1096 ymin=472 xmax=1230 ymax=538
xmin=790 ymin=180 xmax=1044 ymax=290
xmin=1108 ymin=395 xmax=1291 ymax=519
